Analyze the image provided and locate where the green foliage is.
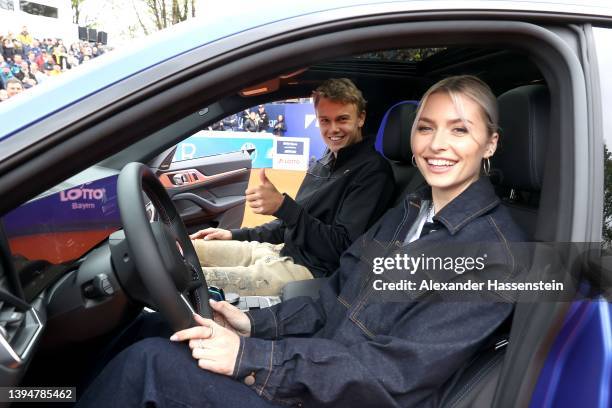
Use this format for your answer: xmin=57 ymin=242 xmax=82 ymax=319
xmin=356 ymin=48 xmax=445 ymax=63
xmin=71 ymin=0 xmax=86 ymax=25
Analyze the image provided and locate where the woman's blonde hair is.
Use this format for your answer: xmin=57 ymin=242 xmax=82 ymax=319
xmin=411 ymin=75 xmax=499 ymax=138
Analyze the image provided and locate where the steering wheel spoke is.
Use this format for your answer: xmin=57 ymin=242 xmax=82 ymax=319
xmin=117 ymin=163 xmax=212 ymax=331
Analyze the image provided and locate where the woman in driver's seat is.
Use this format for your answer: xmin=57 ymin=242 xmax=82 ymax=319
xmin=78 ymin=75 xmax=527 ymax=408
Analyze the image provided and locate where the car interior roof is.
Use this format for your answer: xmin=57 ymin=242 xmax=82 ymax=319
xmin=100 ymin=46 xmax=544 ymax=171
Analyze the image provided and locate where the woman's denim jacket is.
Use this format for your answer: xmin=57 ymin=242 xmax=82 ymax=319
xmin=235 ymin=177 xmax=528 ymax=407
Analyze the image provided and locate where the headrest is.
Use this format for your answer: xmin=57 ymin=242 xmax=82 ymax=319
xmin=492 ymin=85 xmax=550 ymax=192
xmin=375 ymin=101 xmax=418 ymax=162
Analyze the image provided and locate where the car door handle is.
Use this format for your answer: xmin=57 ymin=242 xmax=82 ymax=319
xmin=172 ymin=193 xmax=245 ymax=214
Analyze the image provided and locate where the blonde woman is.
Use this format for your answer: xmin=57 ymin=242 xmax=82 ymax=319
xmin=79 ymin=76 xmax=526 ymax=408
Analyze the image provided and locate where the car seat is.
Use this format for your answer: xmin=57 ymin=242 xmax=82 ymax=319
xmin=375 ymin=101 xmax=426 ymax=205
xmin=436 ymin=84 xmax=550 ymax=407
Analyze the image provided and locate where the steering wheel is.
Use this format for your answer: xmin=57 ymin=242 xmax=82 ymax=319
xmin=117 ymin=162 xmax=212 ymax=331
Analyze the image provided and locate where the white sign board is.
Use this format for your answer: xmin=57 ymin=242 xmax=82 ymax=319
xmin=272 ymin=137 xmax=310 ymax=171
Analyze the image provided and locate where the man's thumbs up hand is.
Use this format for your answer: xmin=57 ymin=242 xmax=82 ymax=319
xmin=245 ymin=168 xmax=285 ymax=215
xmin=259 ymin=168 xmax=270 ymax=185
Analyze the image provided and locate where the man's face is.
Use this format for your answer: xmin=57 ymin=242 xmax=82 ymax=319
xmin=7 ymin=82 xmax=23 ymax=97
xmin=316 ymin=97 xmax=365 ymax=155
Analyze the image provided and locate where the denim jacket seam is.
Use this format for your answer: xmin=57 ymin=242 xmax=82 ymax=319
xmin=259 ymin=341 xmax=275 ymax=396
xmin=389 ymin=201 xmax=412 ymax=244
xmin=487 ymin=215 xmax=517 ymax=280
xmin=245 ymin=311 xmax=255 ymax=336
xmin=267 ymin=308 xmax=279 ymax=339
xmin=439 ymin=199 xmax=499 ymax=234
xmin=258 ymin=387 xmax=274 ymax=401
xmin=349 ymin=315 xmax=376 ymax=339
xmin=337 ymin=296 xmax=351 ymax=308
xmin=352 ymin=271 xmax=376 ymax=315
xmin=350 ymin=281 xmax=377 ymax=337
xmin=233 ymin=337 xmax=246 ymax=379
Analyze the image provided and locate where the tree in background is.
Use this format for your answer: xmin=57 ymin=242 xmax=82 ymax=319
xmin=71 ymin=0 xmax=86 ymax=25
xmin=138 ymin=0 xmax=196 ymax=32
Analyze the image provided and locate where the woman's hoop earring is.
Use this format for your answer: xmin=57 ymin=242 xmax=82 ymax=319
xmin=411 ymin=155 xmax=417 ymax=167
xmin=483 ymin=158 xmax=491 ymax=176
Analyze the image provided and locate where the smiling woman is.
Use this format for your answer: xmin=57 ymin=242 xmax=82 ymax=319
xmin=411 ymin=76 xmax=499 ymax=212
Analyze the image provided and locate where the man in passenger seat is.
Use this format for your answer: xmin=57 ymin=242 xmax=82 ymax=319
xmin=189 ymin=78 xmax=395 ymax=296
xmin=78 ymin=75 xmax=528 ymax=408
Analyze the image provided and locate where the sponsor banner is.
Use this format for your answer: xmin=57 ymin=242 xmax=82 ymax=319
xmin=273 ymin=137 xmax=310 ymax=170
xmin=175 ymin=102 xmax=326 ymax=166
xmin=3 ymin=175 xmax=122 ymax=262
xmin=175 ymin=130 xmax=275 ymax=168
xmin=3 ymin=175 xmax=120 ymax=238
xmin=283 ymin=103 xmax=327 ymax=158
xmin=176 ymin=131 xmax=311 ymax=170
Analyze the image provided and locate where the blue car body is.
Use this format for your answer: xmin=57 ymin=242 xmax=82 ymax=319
xmin=0 ymin=1 xmax=611 ymax=406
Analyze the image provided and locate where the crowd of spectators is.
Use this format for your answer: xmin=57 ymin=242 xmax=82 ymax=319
xmin=208 ymin=105 xmax=288 ymax=135
xmin=0 ymin=25 xmax=111 ymax=101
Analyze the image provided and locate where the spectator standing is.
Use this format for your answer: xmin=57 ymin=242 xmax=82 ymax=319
xmin=70 ymin=43 xmax=82 ymax=63
xmin=273 ymin=114 xmax=287 ymax=136
xmin=16 ymin=26 xmax=33 ymax=53
xmin=239 ymin=109 xmax=250 ymax=129
xmin=2 ymin=38 xmax=15 ymax=62
xmin=10 ymin=55 xmax=24 ymax=80
xmin=257 ymin=104 xmax=269 ymax=131
xmin=244 ymin=111 xmax=259 ymax=132
xmin=53 ymin=45 xmax=68 ymax=70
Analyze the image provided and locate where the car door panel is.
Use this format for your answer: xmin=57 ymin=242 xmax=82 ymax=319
xmin=157 ymin=151 xmax=251 ymax=230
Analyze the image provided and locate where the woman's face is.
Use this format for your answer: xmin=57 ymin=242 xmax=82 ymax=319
xmin=411 ymin=91 xmax=498 ymax=200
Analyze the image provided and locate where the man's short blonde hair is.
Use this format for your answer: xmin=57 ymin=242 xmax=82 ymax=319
xmin=313 ymin=78 xmax=367 ymax=114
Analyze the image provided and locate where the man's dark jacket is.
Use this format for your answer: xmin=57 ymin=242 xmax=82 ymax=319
xmin=233 ymin=177 xmax=528 ymax=407
xmin=231 ymin=138 xmax=395 ymax=277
